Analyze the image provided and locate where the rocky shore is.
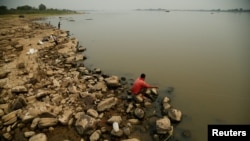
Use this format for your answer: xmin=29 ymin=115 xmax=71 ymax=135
xmin=0 ymin=16 xmax=182 ymax=141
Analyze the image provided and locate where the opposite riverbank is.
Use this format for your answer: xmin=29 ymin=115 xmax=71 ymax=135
xmin=0 ymin=15 xmax=183 ymax=141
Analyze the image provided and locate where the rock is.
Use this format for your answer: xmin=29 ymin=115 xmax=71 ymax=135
xmin=3 ymin=116 xmax=17 ymax=125
xmin=29 ymin=133 xmax=47 ymax=141
xmin=26 ymin=96 xmax=37 ymax=103
xmin=52 ymin=79 xmax=60 ymax=87
xmin=87 ymin=109 xmax=99 ymax=118
xmin=156 ymin=116 xmax=172 ymax=134
xmin=89 ymin=130 xmax=101 ymax=141
xmin=75 ymin=113 xmax=97 ymax=135
xmin=162 ymin=96 xmax=171 ymax=114
xmin=24 ymin=131 xmax=36 ymax=138
xmin=107 ymin=116 xmax=122 ymax=124
xmin=97 ymin=97 xmax=118 ymax=112
xmin=66 ymin=56 xmax=75 ymax=64
xmin=151 ymin=88 xmax=158 ymax=95
xmin=14 ymin=44 xmax=23 ymax=51
xmin=122 ymin=127 xmax=131 ymax=136
xmin=75 ymin=54 xmax=86 ymax=61
xmin=9 ymin=96 xmax=27 ymax=111
xmin=0 ymin=104 xmax=9 ymax=114
xmin=0 ymin=109 xmax=4 ymax=117
xmin=144 ymin=101 xmax=152 ymax=107
xmin=46 ymin=70 xmax=54 ymax=76
xmin=2 ymin=110 xmax=19 ymax=125
xmin=68 ymin=85 xmax=79 ymax=94
xmin=126 ymin=103 xmax=134 ymax=113
xmin=21 ymin=112 xmax=35 ymax=123
xmin=31 ymin=117 xmax=40 ymax=130
xmin=0 ymin=71 xmax=10 ymax=79
xmin=51 ymin=94 xmax=63 ymax=105
xmin=168 ymin=108 xmax=182 ymax=122
xmin=93 ymin=81 xmax=107 ymax=92
xmin=38 ymin=118 xmax=58 ymax=128
xmin=58 ymin=109 xmax=73 ymax=125
xmin=93 ymin=68 xmax=101 ymax=74
xmin=134 ymin=108 xmax=145 ymax=119
xmin=0 ymin=80 xmax=6 ymax=91
xmin=3 ymin=132 xmax=12 ymax=140
xmin=163 ymin=96 xmax=170 ymax=103
xmin=134 ymin=94 xmax=144 ymax=103
xmin=36 ymin=90 xmax=50 ymax=99
xmin=128 ymin=119 xmax=140 ymax=125
xmin=111 ymin=129 xmax=123 ymax=137
xmin=104 ymin=75 xmax=121 ymax=88
xmin=77 ymin=46 xmax=86 ymax=52
xmin=11 ymin=85 xmax=28 ymax=93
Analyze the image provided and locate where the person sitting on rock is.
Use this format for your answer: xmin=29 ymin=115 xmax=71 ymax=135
xmin=130 ymin=73 xmax=158 ymax=101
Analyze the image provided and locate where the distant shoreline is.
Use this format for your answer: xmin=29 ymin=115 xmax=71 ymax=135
xmin=135 ymin=8 xmax=250 ymax=13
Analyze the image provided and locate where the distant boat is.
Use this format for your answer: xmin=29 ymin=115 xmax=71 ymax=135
xmin=165 ymin=10 xmax=170 ymax=12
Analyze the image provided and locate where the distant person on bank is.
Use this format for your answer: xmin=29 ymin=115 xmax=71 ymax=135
xmin=58 ymin=22 xmax=61 ymax=29
xmin=131 ymin=73 xmax=158 ymax=100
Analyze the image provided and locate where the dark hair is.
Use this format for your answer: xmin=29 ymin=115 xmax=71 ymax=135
xmin=140 ymin=73 xmax=146 ymax=78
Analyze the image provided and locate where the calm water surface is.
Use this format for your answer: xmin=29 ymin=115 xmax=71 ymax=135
xmin=46 ymin=11 xmax=250 ymax=141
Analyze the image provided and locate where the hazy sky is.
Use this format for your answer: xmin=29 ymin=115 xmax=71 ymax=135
xmin=1 ymin=0 xmax=250 ymax=10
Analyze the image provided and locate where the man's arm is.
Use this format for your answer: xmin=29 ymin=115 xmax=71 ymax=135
xmin=143 ymin=81 xmax=158 ymax=89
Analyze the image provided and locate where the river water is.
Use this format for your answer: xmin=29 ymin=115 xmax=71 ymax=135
xmin=45 ymin=10 xmax=250 ymax=141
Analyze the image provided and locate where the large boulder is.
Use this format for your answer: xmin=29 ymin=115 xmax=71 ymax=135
xmin=2 ymin=110 xmax=20 ymax=126
xmin=97 ymin=97 xmax=118 ymax=112
xmin=75 ymin=113 xmax=97 ymax=135
xmin=38 ymin=118 xmax=58 ymax=128
xmin=29 ymin=133 xmax=47 ymax=141
xmin=104 ymin=75 xmax=121 ymax=88
xmin=156 ymin=116 xmax=172 ymax=134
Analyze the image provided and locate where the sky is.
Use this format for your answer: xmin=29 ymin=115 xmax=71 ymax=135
xmin=0 ymin=0 xmax=250 ymax=10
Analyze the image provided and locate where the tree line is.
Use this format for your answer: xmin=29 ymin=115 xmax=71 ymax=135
xmin=0 ymin=4 xmax=77 ymax=15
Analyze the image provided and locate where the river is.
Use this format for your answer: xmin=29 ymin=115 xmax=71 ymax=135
xmin=45 ymin=10 xmax=250 ymax=141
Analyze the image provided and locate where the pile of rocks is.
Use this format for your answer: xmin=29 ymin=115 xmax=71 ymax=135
xmin=0 ymin=17 xmax=182 ymax=141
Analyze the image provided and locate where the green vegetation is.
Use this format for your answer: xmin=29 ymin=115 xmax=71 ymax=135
xmin=0 ymin=4 xmax=78 ymax=15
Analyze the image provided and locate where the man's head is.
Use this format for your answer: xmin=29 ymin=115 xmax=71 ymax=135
xmin=140 ymin=73 xmax=146 ymax=79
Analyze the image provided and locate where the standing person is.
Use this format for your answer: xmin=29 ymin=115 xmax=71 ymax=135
xmin=58 ymin=22 xmax=61 ymax=29
xmin=131 ymin=73 xmax=158 ymax=99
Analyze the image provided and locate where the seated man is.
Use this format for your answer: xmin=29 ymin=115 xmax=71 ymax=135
xmin=130 ymin=73 xmax=158 ymax=102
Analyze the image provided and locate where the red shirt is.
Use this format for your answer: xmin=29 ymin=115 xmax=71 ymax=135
xmin=131 ymin=77 xmax=151 ymax=94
